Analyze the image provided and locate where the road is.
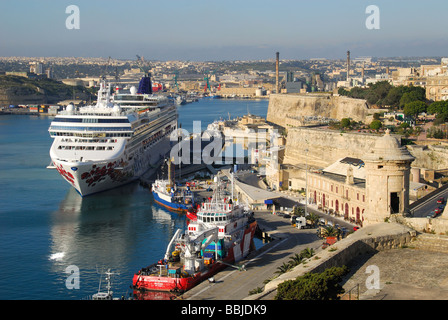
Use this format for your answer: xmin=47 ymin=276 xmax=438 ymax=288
xmin=181 ymin=211 xmax=322 ymax=300
xmin=411 ymin=187 xmax=448 ymax=218
xmin=236 ymin=169 xmax=448 ymax=223
xmin=235 ymin=170 xmax=356 ymax=231
xmin=179 ymin=170 xmax=358 ymax=300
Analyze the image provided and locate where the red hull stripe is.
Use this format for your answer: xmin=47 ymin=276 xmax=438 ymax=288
xmin=133 ymin=222 xmax=257 ymax=292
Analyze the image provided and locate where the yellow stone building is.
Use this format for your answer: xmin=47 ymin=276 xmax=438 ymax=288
xmin=307 ymin=157 xmax=367 ymax=225
xmin=307 ymin=130 xmax=415 ymax=226
xmin=426 ymin=76 xmax=448 ymax=101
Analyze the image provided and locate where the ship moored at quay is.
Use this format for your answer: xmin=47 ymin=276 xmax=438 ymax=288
xmin=132 ymin=175 xmax=257 ymax=298
xmin=48 ymin=75 xmax=177 ymax=196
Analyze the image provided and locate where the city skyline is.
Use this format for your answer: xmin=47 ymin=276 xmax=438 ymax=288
xmin=1 ymin=0 xmax=448 ymax=61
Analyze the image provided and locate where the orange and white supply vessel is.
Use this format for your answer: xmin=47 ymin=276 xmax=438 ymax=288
xmin=48 ymin=75 xmax=177 ymax=196
xmin=132 ymin=175 xmax=257 ymax=294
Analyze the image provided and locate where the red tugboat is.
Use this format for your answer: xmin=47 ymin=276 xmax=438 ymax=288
xmin=132 ymin=175 xmax=257 ymax=295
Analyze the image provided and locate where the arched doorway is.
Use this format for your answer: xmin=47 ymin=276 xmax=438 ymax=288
xmin=356 ymin=207 xmax=360 ymax=222
xmin=344 ymin=203 xmax=349 ymax=219
xmin=322 ymin=194 xmax=326 ymax=208
xmin=335 ymin=200 xmax=339 ymax=213
xmin=314 ymin=191 xmax=317 ymax=204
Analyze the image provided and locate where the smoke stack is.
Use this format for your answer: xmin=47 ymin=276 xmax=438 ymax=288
xmin=346 ymin=50 xmax=350 ymax=81
xmin=362 ymin=61 xmax=365 ymax=79
xmin=276 ymin=52 xmax=279 ymax=93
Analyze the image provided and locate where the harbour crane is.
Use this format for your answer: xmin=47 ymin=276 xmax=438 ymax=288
xmin=203 ymin=74 xmax=211 ymax=93
xmin=173 ymin=70 xmax=179 ymax=92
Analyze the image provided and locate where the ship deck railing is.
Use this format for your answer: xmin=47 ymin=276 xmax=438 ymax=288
xmin=140 ymin=261 xmax=186 ymax=278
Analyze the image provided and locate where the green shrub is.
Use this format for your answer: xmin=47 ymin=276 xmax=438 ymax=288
xmin=275 ymin=266 xmax=349 ymax=300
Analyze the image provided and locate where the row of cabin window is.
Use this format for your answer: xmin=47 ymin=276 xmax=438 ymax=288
xmin=199 ymin=215 xmax=228 ymax=223
xmin=57 ymin=145 xmax=114 ymax=151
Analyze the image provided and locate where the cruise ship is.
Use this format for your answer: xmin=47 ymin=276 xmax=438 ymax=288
xmin=48 ymin=76 xmax=177 ymax=196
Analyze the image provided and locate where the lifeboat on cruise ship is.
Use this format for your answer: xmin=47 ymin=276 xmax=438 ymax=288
xmin=186 ymin=204 xmax=198 ymax=222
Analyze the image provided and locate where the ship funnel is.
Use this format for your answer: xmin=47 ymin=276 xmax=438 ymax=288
xmin=137 ymin=74 xmax=153 ymax=94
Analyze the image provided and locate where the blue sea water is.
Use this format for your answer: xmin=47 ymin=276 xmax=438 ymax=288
xmin=0 ymin=98 xmax=268 ymax=300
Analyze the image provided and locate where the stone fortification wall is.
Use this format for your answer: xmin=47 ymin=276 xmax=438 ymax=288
xmin=282 ymin=127 xmax=448 ymax=171
xmin=247 ymin=222 xmax=416 ymax=300
xmin=407 ymin=145 xmax=448 ymax=170
xmin=283 ymin=127 xmax=380 ymax=168
xmin=267 ymin=93 xmax=372 ymax=127
xmin=391 ymin=214 xmax=448 ymax=237
xmin=266 ymin=94 xmax=448 ymax=171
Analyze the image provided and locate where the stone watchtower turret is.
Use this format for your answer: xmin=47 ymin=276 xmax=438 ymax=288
xmin=363 ymin=130 xmax=415 ymax=225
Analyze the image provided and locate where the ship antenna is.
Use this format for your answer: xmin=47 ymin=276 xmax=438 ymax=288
xmin=231 ymin=171 xmax=234 ymax=203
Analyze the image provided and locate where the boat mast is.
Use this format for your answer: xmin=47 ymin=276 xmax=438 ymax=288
xmin=231 ymin=171 xmax=234 ymax=203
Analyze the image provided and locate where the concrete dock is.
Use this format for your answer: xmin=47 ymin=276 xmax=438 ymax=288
xmin=180 ymin=211 xmax=323 ymax=300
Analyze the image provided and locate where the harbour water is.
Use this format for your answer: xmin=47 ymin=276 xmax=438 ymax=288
xmin=0 ymin=98 xmax=268 ymax=300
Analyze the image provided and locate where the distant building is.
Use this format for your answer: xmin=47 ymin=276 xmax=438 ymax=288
xmin=284 ymin=82 xmax=302 ymax=93
xmin=426 ymin=75 xmax=448 ymax=101
xmin=45 ymin=68 xmax=54 ymax=79
xmin=29 ymin=62 xmax=43 ymax=75
xmin=5 ymin=71 xmax=29 ymax=78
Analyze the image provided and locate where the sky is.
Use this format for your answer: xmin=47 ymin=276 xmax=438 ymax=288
xmin=0 ymin=0 xmax=447 ymax=61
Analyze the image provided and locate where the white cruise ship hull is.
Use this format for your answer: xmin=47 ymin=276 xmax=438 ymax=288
xmin=52 ymin=135 xmax=172 ymax=197
xmin=49 ymin=77 xmax=177 ymax=197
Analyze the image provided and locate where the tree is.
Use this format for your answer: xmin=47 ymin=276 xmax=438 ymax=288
xmin=293 ymin=205 xmax=305 ymax=217
xmin=300 ymin=248 xmax=315 ymax=259
xmin=434 ymin=112 xmax=448 ymax=125
xmin=321 ymin=225 xmax=340 ymax=238
xmin=275 ymin=262 xmax=293 ymax=275
xmin=383 ymin=85 xmax=406 ymax=108
xmin=305 ymin=212 xmax=320 ymax=227
xmin=338 ymin=87 xmax=350 ymax=96
xmin=428 ymin=101 xmax=448 ymax=115
xmin=340 ymin=118 xmax=351 ymax=128
xmin=288 ymin=253 xmax=304 ymax=267
xmin=348 ymin=87 xmax=367 ymax=99
xmin=403 ymin=101 xmax=427 ymax=117
xmin=365 ymin=81 xmax=392 ymax=105
xmin=433 ymin=129 xmax=445 ymax=139
xmin=370 ymin=120 xmax=382 ymax=130
xmin=399 ymin=91 xmax=423 ymax=107
xmin=275 ymin=266 xmax=349 ymax=300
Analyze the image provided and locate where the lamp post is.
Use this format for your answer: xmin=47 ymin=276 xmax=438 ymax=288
xmin=305 ymin=148 xmax=308 ymax=217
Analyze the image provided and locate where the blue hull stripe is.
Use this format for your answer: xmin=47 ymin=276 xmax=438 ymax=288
xmin=152 ymin=191 xmax=191 ymax=210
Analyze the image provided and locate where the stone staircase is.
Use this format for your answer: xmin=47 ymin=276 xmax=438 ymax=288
xmin=411 ymin=233 xmax=448 ymax=253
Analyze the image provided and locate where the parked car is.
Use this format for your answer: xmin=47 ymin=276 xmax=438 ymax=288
xmin=427 ymin=211 xmax=437 ymax=218
xmin=437 ymin=197 xmax=445 ymax=204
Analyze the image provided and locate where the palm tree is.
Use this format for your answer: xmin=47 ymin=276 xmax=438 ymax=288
xmin=288 ymin=253 xmax=303 ymax=267
xmin=306 ymin=212 xmax=320 ymax=227
xmin=293 ymin=206 xmax=305 ymax=217
xmin=300 ymin=248 xmax=315 ymax=259
xmin=275 ymin=262 xmax=293 ymax=274
xmin=322 ymin=225 xmax=340 ymax=238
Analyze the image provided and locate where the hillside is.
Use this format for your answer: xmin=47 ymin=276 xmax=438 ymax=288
xmin=0 ymin=75 xmax=95 ymax=105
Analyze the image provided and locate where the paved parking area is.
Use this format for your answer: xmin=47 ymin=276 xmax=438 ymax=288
xmin=181 ymin=211 xmax=323 ymax=300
